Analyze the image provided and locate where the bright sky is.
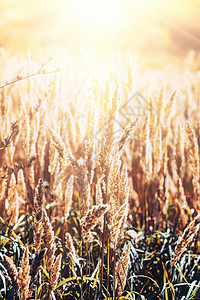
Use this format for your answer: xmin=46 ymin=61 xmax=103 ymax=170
xmin=0 ymin=0 xmax=199 ymax=60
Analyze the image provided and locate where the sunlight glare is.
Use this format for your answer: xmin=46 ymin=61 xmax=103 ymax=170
xmin=66 ymin=0 xmax=124 ymax=43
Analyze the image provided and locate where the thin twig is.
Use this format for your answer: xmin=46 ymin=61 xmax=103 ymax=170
xmin=0 ymin=121 xmax=19 ymax=154
xmin=0 ymin=156 xmax=36 ymax=179
xmin=0 ymin=69 xmax=60 ymax=90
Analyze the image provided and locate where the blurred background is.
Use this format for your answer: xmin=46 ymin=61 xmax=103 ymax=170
xmin=0 ymin=0 xmax=200 ymax=64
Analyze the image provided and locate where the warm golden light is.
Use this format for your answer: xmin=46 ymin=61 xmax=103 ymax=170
xmin=69 ymin=0 xmax=122 ymax=25
xmin=0 ymin=0 xmax=199 ymax=60
xmin=61 ymin=0 xmax=126 ymax=49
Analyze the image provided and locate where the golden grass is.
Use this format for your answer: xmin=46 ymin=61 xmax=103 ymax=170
xmin=0 ymin=48 xmax=200 ymax=299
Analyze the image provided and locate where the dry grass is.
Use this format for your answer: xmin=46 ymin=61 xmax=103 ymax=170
xmin=0 ymin=48 xmax=200 ymax=299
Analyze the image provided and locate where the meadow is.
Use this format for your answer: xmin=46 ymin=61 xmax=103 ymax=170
xmin=0 ymin=46 xmax=200 ymax=299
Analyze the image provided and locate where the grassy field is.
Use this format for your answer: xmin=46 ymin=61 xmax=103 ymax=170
xmin=0 ymin=47 xmax=199 ymax=299
xmin=0 ymin=1 xmax=200 ymax=298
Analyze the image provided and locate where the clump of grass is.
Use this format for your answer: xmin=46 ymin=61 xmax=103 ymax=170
xmin=171 ymin=213 xmax=200 ymax=266
xmin=0 ymin=49 xmax=200 ymax=299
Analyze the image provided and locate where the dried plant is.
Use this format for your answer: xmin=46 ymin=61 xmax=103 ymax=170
xmin=80 ymin=203 xmax=109 ymax=243
xmin=162 ymin=89 xmax=177 ymax=127
xmin=6 ymin=173 xmax=19 ymax=224
xmin=64 ymin=175 xmax=74 ymax=221
xmin=32 ymin=178 xmax=45 ymax=254
xmin=48 ymin=126 xmax=67 ymax=160
xmin=185 ymin=122 xmax=200 ymax=199
xmin=49 ymin=253 xmax=62 ymax=291
xmin=109 ymin=203 xmax=129 ymax=249
xmin=115 ymin=243 xmax=130 ymax=296
xmin=17 ymin=168 xmax=26 ymax=200
xmin=29 ymin=248 xmax=47 ymax=295
xmin=34 ymin=178 xmax=44 ymax=220
xmin=18 ymin=247 xmax=31 ymax=300
xmin=42 ymin=208 xmax=56 ymax=272
xmin=171 ymin=213 xmax=200 ymax=266
xmin=69 ymin=154 xmax=91 ymax=218
xmin=3 ymin=254 xmax=19 ymax=291
xmin=119 ymin=117 xmax=139 ymax=151
xmin=65 ymin=232 xmax=76 ymax=265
